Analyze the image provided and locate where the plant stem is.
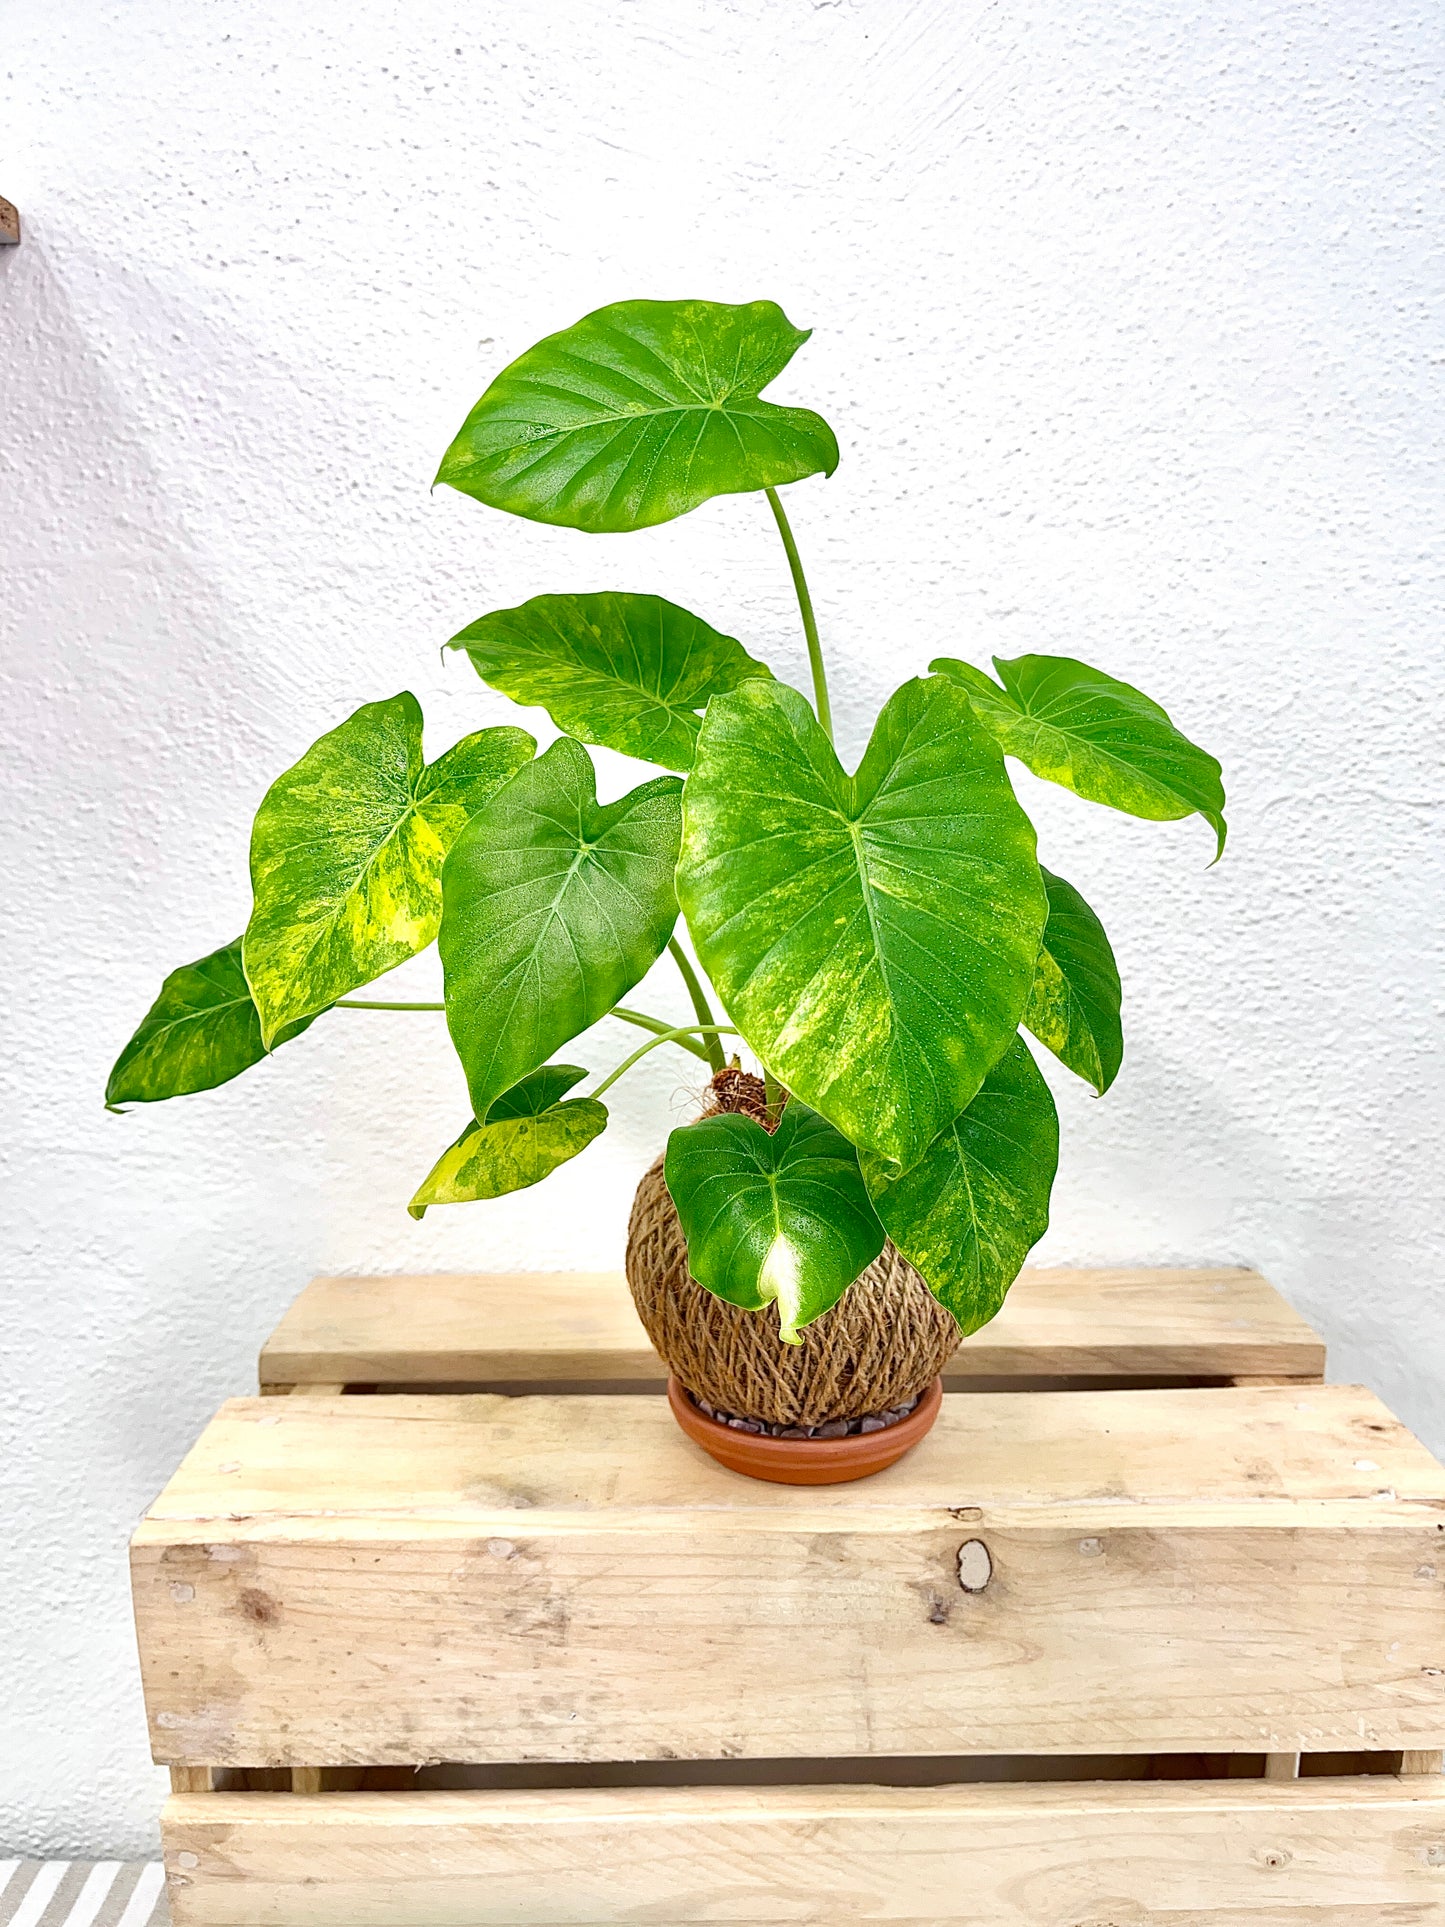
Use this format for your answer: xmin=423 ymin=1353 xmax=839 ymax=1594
xmin=335 ymin=999 xmax=446 ymax=1011
xmin=667 ymin=937 xmax=725 ymax=1073
xmin=610 ymin=1003 xmax=712 ymax=1063
xmin=336 ymin=995 xmax=710 ymax=1061
xmin=590 ymin=1023 xmax=739 ymax=1102
xmin=765 ymin=485 xmax=833 ymax=742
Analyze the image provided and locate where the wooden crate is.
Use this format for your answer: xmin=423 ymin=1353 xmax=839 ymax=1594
xmin=134 ymin=1268 xmax=1445 ymax=1926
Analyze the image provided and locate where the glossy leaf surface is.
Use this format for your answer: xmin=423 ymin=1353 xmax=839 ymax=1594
xmin=436 ymin=298 xmax=839 ymax=533
xmin=1023 ymin=868 xmax=1123 ymax=1095
xmin=449 ymin=591 xmax=772 ymax=771
xmin=440 ymin=738 xmax=683 ymax=1121
xmin=665 ymin=1102 xmax=885 ymax=1343
xmin=678 ymin=676 xmax=1047 ymax=1171
xmin=931 ymin=653 xmax=1226 ymax=857
xmin=863 ymin=1036 xmax=1058 ymax=1335
xmin=106 ymin=939 xmax=316 ymax=1108
xmin=408 ymin=1065 xmax=606 ymax=1217
xmin=243 ymin=694 xmax=534 ymax=1045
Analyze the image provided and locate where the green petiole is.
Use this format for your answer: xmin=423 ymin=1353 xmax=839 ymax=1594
xmin=336 ymin=995 xmax=718 ymax=1065
xmin=667 ymin=937 xmax=726 ymax=1073
xmin=590 ymin=1023 xmax=740 ymax=1101
xmin=610 ymin=1004 xmax=713 ymax=1063
xmin=766 ymin=485 xmax=832 ymax=742
xmin=335 ymin=999 xmax=446 ymax=1011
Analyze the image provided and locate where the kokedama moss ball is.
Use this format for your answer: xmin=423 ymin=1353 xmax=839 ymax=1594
xmin=625 ymin=1071 xmax=960 ymax=1428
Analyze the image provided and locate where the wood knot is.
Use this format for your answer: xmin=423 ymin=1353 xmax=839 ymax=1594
xmin=957 ymin=1540 xmax=992 ymax=1592
xmin=238 ymin=1586 xmax=278 ymax=1626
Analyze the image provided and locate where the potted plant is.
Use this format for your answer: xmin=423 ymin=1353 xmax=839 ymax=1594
xmin=108 ymin=298 xmax=1225 ymax=1483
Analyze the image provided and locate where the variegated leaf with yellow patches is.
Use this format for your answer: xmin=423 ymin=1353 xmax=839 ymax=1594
xmin=931 ymin=653 xmax=1227 ymax=858
xmin=448 ymin=590 xmax=772 ymax=771
xmin=243 ymin=693 xmax=534 ymax=1044
xmin=105 ymin=938 xmax=319 ymax=1109
xmin=1023 ymin=868 xmax=1123 ymax=1095
xmin=862 ymin=1036 xmax=1058 ymax=1336
xmin=436 ymin=298 xmax=839 ymax=533
xmin=408 ymin=1064 xmax=606 ymax=1217
xmin=677 ymin=676 xmax=1047 ymax=1173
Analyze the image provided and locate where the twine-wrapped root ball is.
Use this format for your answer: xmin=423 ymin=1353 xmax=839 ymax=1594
xmin=624 ymin=1073 xmax=960 ymax=1428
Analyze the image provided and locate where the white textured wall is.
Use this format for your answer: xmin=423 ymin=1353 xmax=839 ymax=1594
xmin=3 ymin=0 xmax=1442 ymax=1856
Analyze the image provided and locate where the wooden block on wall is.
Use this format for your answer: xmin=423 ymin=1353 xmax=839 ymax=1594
xmin=132 ymin=1383 xmax=1445 ymax=1768
xmin=0 ymin=197 xmax=19 ymax=244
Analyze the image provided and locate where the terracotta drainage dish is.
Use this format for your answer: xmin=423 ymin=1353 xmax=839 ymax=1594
xmin=667 ymin=1373 xmax=944 ymax=1484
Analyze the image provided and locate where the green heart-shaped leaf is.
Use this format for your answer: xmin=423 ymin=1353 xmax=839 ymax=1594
xmin=440 ymin=738 xmax=683 ymax=1120
xmin=863 ymin=1036 xmax=1059 ymax=1336
xmin=408 ymin=1064 xmax=606 ymax=1217
xmin=677 ymin=676 xmax=1048 ymax=1172
xmin=105 ymin=939 xmax=318 ymax=1109
xmin=449 ymin=591 xmax=773 ymax=772
xmin=436 ymin=299 xmax=839 ymax=533
xmin=243 ymin=695 xmax=535 ymax=1046
xmin=664 ymin=1102 xmax=885 ymax=1344
xmin=1023 ymin=868 xmax=1123 ymax=1095
xmin=931 ymin=653 xmax=1226 ymax=858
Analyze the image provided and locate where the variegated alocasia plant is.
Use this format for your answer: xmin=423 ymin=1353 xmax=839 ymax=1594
xmin=108 ymin=297 xmax=1226 ymax=1348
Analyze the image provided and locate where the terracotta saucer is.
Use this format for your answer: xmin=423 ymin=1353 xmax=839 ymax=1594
xmin=666 ymin=1373 xmax=943 ymax=1485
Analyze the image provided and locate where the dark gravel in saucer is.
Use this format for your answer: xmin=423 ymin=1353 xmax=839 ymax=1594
xmin=686 ymin=1388 xmax=923 ymax=1439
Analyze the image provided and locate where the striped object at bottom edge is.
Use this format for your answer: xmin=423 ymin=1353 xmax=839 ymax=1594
xmin=0 ymin=1863 xmax=167 ymax=1927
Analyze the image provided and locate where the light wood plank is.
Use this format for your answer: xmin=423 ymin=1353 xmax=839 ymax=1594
xmin=259 ymin=1266 xmax=1326 ymax=1391
xmin=140 ymin=1383 xmax=1444 ymax=1520
xmin=170 ymin=1765 xmax=215 ymax=1792
xmin=1402 ymin=1749 xmax=1444 ymax=1774
xmin=161 ymin=1778 xmax=1445 ymax=1925
xmin=132 ymin=1386 xmax=1445 ymax=1767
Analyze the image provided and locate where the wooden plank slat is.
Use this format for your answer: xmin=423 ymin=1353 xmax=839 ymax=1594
xmin=259 ymin=1266 xmax=1327 ymax=1391
xmin=161 ymin=1778 xmax=1445 ymax=1926
xmin=170 ymin=1765 xmax=215 ymax=1793
xmin=131 ymin=1385 xmax=1445 ymax=1767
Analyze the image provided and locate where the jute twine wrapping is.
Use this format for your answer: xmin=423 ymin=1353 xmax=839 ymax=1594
xmin=624 ymin=1071 xmax=960 ymax=1427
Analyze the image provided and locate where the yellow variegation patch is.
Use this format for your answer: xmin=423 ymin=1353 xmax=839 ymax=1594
xmin=863 ymin=1037 xmax=1058 ymax=1335
xmin=448 ymin=591 xmax=772 ymax=771
xmin=1021 ymin=868 xmax=1123 ymax=1096
xmin=678 ymin=677 xmax=1047 ymax=1172
xmin=409 ymin=1065 xmax=606 ymax=1216
xmin=243 ymin=693 xmax=533 ymax=1044
xmin=435 ymin=298 xmax=839 ymax=534
xmin=932 ymin=653 xmax=1226 ymax=859
xmin=106 ymin=939 xmax=318 ymax=1108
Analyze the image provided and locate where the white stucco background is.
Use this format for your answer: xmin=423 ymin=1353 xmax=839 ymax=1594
xmin=3 ymin=0 xmax=1442 ymax=1856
